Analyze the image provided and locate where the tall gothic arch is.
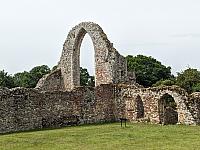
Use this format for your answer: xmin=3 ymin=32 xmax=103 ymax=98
xmin=37 ymin=22 xmax=131 ymax=91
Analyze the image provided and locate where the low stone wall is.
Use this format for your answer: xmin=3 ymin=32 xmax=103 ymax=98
xmin=1 ymin=84 xmax=200 ymax=134
xmin=0 ymin=84 xmax=116 ymax=134
xmin=114 ymin=85 xmax=200 ymax=125
xmin=187 ymin=92 xmax=200 ymax=124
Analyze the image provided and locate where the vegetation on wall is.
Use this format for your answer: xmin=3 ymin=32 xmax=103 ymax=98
xmin=153 ymin=68 xmax=200 ymax=93
xmin=153 ymin=78 xmax=176 ymax=87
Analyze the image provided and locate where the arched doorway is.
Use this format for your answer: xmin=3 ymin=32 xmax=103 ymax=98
xmin=136 ymin=95 xmax=144 ymax=119
xmin=126 ymin=95 xmax=144 ymax=121
xmin=158 ymin=93 xmax=178 ymax=125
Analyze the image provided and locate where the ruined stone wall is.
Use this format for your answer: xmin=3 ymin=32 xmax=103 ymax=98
xmin=1 ymin=84 xmax=200 ymax=134
xmin=57 ymin=22 xmax=128 ymax=90
xmin=0 ymin=88 xmax=43 ymax=133
xmin=37 ymin=22 xmax=131 ymax=91
xmin=36 ymin=69 xmax=65 ymax=91
xmin=0 ymin=84 xmax=116 ymax=134
xmin=114 ymin=85 xmax=198 ymax=125
xmin=112 ymin=50 xmax=129 ymax=84
xmin=187 ymin=92 xmax=200 ymax=124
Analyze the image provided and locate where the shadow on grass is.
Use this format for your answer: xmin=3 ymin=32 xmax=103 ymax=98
xmin=0 ymin=120 xmax=118 ymax=136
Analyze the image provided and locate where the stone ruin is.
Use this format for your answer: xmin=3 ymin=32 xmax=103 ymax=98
xmin=36 ymin=22 xmax=135 ymax=91
xmin=1 ymin=22 xmax=200 ymax=134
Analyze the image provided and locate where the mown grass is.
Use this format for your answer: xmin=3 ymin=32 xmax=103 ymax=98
xmin=0 ymin=123 xmax=200 ymax=150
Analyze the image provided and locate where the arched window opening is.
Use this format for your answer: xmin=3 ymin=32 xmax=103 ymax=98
xmin=125 ymin=95 xmax=144 ymax=121
xmin=80 ymin=33 xmax=95 ymax=87
xmin=136 ymin=95 xmax=144 ymax=119
xmin=158 ymin=94 xmax=178 ymax=125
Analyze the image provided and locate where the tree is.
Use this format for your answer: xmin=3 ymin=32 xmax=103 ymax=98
xmin=192 ymin=83 xmax=200 ymax=92
xmin=29 ymin=65 xmax=51 ymax=87
xmin=13 ymin=71 xmax=32 ymax=88
xmin=80 ymin=67 xmax=90 ymax=86
xmin=52 ymin=65 xmax=58 ymax=71
xmin=0 ymin=70 xmax=15 ymax=88
xmin=13 ymin=65 xmax=94 ymax=88
xmin=88 ymin=76 xmax=95 ymax=87
xmin=153 ymin=78 xmax=176 ymax=87
xmin=176 ymin=68 xmax=200 ymax=93
xmin=13 ymin=65 xmax=50 ymax=88
xmin=126 ymin=55 xmax=172 ymax=87
xmin=80 ymin=67 xmax=95 ymax=87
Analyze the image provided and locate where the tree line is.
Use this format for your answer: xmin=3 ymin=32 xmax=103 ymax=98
xmin=126 ymin=55 xmax=200 ymax=93
xmin=0 ymin=65 xmax=94 ymax=89
xmin=1 ymin=54 xmax=200 ymax=94
xmin=0 ymin=65 xmax=51 ymax=88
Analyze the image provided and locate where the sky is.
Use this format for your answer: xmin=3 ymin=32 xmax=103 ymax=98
xmin=0 ymin=0 xmax=200 ymax=76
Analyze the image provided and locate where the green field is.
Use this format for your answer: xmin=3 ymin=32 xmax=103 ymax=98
xmin=0 ymin=123 xmax=200 ymax=150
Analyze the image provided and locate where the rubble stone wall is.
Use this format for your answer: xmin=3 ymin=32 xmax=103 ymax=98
xmin=114 ymin=85 xmax=199 ymax=125
xmin=1 ymin=84 xmax=200 ymax=134
xmin=187 ymin=92 xmax=200 ymax=124
xmin=36 ymin=69 xmax=65 ymax=91
xmin=0 ymin=84 xmax=116 ymax=134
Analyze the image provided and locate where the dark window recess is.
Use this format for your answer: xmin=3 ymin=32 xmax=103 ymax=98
xmin=121 ymin=71 xmax=124 ymax=76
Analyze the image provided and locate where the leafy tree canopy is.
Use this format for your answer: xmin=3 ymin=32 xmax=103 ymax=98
xmin=126 ymin=55 xmax=172 ymax=87
xmin=13 ymin=71 xmax=32 ymax=88
xmin=176 ymin=68 xmax=200 ymax=93
xmin=1 ymin=65 xmax=95 ymax=89
xmin=13 ymin=65 xmax=51 ymax=88
xmin=0 ymin=70 xmax=15 ymax=88
xmin=80 ymin=67 xmax=95 ymax=87
xmin=153 ymin=78 xmax=176 ymax=87
xmin=29 ymin=65 xmax=51 ymax=87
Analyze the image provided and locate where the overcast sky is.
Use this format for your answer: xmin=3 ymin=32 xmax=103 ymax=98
xmin=0 ymin=0 xmax=200 ymax=75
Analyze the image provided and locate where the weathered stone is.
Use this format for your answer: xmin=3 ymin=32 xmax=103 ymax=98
xmin=37 ymin=22 xmax=134 ymax=91
xmin=117 ymin=85 xmax=197 ymax=125
xmin=1 ymin=22 xmax=200 ymax=134
xmin=0 ymin=85 xmax=116 ymax=134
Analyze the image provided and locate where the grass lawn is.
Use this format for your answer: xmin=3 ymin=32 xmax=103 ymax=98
xmin=0 ymin=123 xmax=200 ymax=150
